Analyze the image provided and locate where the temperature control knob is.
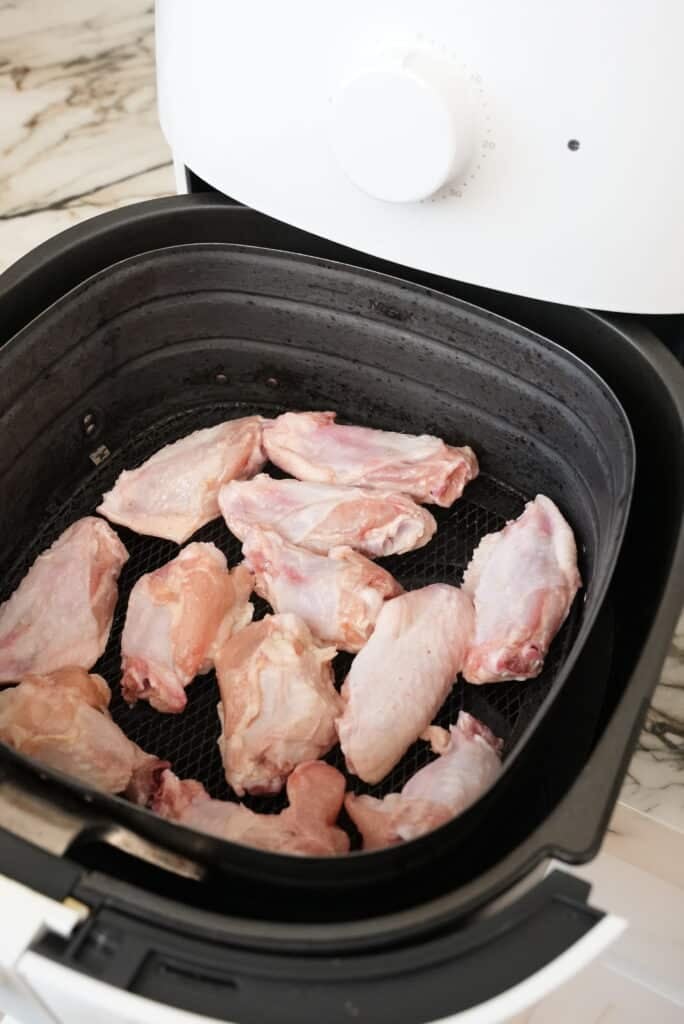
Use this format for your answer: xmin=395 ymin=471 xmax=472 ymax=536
xmin=330 ymin=46 xmax=476 ymax=203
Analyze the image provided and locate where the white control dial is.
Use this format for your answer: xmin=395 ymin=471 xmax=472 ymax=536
xmin=330 ymin=47 xmax=476 ymax=203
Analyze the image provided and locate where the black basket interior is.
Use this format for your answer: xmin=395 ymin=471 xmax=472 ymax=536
xmin=0 ymin=243 xmax=634 ymax=868
xmin=0 ymin=402 xmax=580 ymax=838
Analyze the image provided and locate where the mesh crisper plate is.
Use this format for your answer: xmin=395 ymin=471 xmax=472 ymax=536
xmin=0 ymin=403 xmax=580 ymax=822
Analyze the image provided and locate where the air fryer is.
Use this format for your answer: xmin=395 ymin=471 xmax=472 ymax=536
xmin=0 ymin=194 xmax=681 ymax=1024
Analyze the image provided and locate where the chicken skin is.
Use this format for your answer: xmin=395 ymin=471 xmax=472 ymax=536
xmin=121 ymin=543 xmax=253 ymax=713
xmin=242 ymin=528 xmax=402 ymax=653
xmin=338 ymin=585 xmax=474 ymax=784
xmin=0 ymin=518 xmax=128 ymax=683
xmin=462 ymin=495 xmax=581 ymax=683
xmin=153 ymin=761 xmax=349 ymax=856
xmin=263 ymin=411 xmax=478 ymax=506
xmin=219 ymin=475 xmax=436 ymax=557
xmin=0 ymin=668 xmax=167 ymax=803
xmin=98 ymin=416 xmax=266 ymax=544
xmin=215 ymin=613 xmax=341 ymax=796
xmin=345 ymin=713 xmax=502 ymax=850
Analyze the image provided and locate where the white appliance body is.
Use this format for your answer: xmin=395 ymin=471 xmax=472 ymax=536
xmin=156 ymin=0 xmax=684 ymax=313
xmin=0 ymin=873 xmax=625 ymax=1024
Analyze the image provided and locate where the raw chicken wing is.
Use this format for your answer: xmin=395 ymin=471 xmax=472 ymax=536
xmin=98 ymin=417 xmax=266 ymax=544
xmin=219 ymin=475 xmax=436 ymax=557
xmin=242 ymin=528 xmax=402 ymax=653
xmin=0 ymin=518 xmax=128 ymax=683
xmin=264 ymin=411 xmax=478 ymax=506
xmin=0 ymin=668 xmax=167 ymax=803
xmin=462 ymin=495 xmax=581 ymax=683
xmin=215 ymin=613 xmax=341 ymax=795
xmin=121 ymin=542 xmax=253 ymax=713
xmin=154 ymin=761 xmax=349 ymax=856
xmin=345 ymin=712 xmax=503 ymax=850
xmin=338 ymin=584 xmax=474 ymax=784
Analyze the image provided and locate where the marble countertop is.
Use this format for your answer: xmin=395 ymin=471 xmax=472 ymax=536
xmin=1 ymin=0 xmax=682 ymax=837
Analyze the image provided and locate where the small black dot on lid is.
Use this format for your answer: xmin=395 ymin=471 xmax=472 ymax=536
xmin=567 ymin=139 xmax=580 ymax=151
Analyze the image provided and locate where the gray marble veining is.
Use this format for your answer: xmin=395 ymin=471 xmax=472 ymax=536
xmin=621 ymin=612 xmax=684 ymax=829
xmin=0 ymin=0 xmax=173 ymax=268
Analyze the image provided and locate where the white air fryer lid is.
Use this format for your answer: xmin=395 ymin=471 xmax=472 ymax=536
xmin=156 ymin=0 xmax=684 ymax=314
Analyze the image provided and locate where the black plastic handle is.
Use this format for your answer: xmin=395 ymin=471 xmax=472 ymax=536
xmin=31 ymin=871 xmax=607 ymax=1024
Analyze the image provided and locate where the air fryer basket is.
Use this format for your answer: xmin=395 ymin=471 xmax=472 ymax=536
xmin=0 ymin=245 xmax=632 ymax=884
xmin=24 ymin=412 xmax=579 ymax=818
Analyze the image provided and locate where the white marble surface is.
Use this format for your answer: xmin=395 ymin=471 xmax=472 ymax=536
xmin=1 ymin=1 xmax=682 ymax=837
xmin=0 ymin=0 xmax=174 ymax=269
xmin=621 ymin=612 xmax=684 ymax=830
